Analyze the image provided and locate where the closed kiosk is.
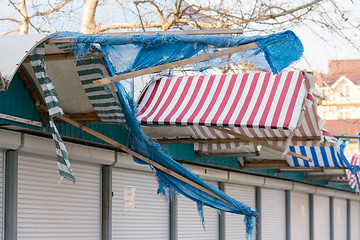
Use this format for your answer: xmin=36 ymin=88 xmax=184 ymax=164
xmin=112 ymin=168 xmax=169 ymax=240
xmin=290 ymin=192 xmax=309 ymax=240
xmin=225 ymin=183 xmax=256 ymax=240
xmin=178 ymin=181 xmax=219 ymax=240
xmin=313 ymin=195 xmax=330 ymax=240
xmin=350 ymin=200 xmax=360 ymax=240
xmin=261 ymin=188 xmax=286 ymax=240
xmin=17 ymin=155 xmax=101 ymax=239
xmin=333 ymin=198 xmax=347 ymax=240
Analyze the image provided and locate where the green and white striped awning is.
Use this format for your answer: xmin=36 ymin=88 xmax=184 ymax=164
xmin=76 ymin=58 xmax=125 ymax=123
xmin=28 ymin=43 xmax=75 ymax=182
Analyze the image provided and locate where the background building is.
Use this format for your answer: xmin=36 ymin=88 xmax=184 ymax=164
xmin=316 ymin=60 xmax=360 ymax=155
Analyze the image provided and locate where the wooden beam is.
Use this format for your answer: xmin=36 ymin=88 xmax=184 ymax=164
xmin=333 ymin=134 xmax=360 ymax=139
xmin=216 ymin=128 xmax=313 ymax=162
xmin=46 ymin=29 xmax=243 ymax=43
xmin=55 ymin=112 xmax=101 ymax=122
xmin=93 ymin=42 xmax=259 ymax=86
xmin=56 ymin=115 xmax=235 ymax=207
xmin=242 ymin=160 xmax=290 ymax=169
xmin=156 ymin=136 xmax=320 ymax=145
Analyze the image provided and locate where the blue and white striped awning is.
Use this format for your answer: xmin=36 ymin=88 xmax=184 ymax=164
xmin=286 ymin=142 xmax=349 ymax=168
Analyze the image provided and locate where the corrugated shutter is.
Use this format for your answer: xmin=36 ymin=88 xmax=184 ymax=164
xmin=333 ymin=198 xmax=347 ymax=240
xmin=112 ymin=168 xmax=169 ymax=240
xmin=225 ymin=183 xmax=255 ymax=239
xmin=290 ymin=192 xmax=309 ymax=240
xmin=0 ymin=151 xmax=3 ymax=239
xmin=17 ymin=155 xmax=101 ymax=240
xmin=351 ymin=200 xmax=360 ymax=240
xmin=261 ymin=188 xmax=286 ymax=240
xmin=314 ymin=195 xmax=330 ymax=240
xmin=178 ymin=181 xmax=219 ymax=240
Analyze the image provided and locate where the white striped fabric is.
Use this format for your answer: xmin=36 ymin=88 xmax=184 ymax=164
xmin=286 ymin=145 xmax=348 ymax=168
xmin=137 ymin=71 xmax=307 ymax=130
xmin=137 ymin=71 xmax=336 ymax=152
xmin=75 ymin=59 xmax=125 ymax=123
xmin=29 ymin=44 xmax=75 ymax=183
xmin=53 ymin=42 xmax=76 ymax=53
xmin=189 ymin=126 xmax=326 ymax=152
xmin=346 ymin=155 xmax=360 ymax=192
xmin=49 ymin=119 xmax=75 ymax=182
xmin=28 ymin=44 xmax=63 ymax=118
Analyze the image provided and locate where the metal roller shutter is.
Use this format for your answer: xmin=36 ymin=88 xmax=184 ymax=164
xmin=0 ymin=151 xmax=3 ymax=239
xmin=225 ymin=183 xmax=255 ymax=240
xmin=314 ymin=195 xmax=330 ymax=240
xmin=112 ymin=168 xmax=169 ymax=240
xmin=333 ymin=198 xmax=347 ymax=240
xmin=261 ymin=188 xmax=286 ymax=240
xmin=17 ymin=155 xmax=101 ymax=240
xmin=290 ymin=192 xmax=309 ymax=240
xmin=350 ymin=200 xmax=360 ymax=240
xmin=178 ymin=181 xmax=219 ymax=240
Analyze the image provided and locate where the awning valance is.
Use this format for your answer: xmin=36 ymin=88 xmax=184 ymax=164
xmin=137 ymin=71 xmax=335 ymax=150
xmin=138 ymin=71 xmax=307 ymax=129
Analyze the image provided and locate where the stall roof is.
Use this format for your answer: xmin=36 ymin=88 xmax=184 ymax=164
xmin=137 ymin=71 xmax=335 ymax=147
xmin=0 ymin=34 xmax=53 ymax=91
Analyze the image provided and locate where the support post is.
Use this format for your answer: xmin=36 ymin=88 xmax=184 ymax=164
xmin=347 ymin=199 xmax=350 ymax=240
xmin=4 ymin=150 xmax=18 ymax=240
xmin=218 ymin=182 xmax=225 ymax=240
xmin=285 ymin=190 xmax=291 ymax=240
xmin=169 ymin=189 xmax=178 ymax=240
xmin=330 ymin=197 xmax=334 ymax=240
xmin=309 ymin=194 xmax=314 ymax=240
xmin=256 ymin=187 xmax=262 ymax=240
xmin=102 ymin=165 xmax=112 ymax=240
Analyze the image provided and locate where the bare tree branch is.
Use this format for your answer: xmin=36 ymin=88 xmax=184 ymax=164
xmin=28 ymin=0 xmax=72 ymax=18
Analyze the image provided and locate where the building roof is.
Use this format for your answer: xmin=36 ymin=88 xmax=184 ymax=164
xmin=324 ymin=119 xmax=360 ymax=135
xmin=315 ymin=60 xmax=360 ymax=86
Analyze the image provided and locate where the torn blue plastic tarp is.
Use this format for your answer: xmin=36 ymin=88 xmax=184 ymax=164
xmin=72 ymin=30 xmax=303 ymax=75
xmin=113 ymin=72 xmax=258 ymax=235
xmin=68 ymin=30 xmax=306 ymax=236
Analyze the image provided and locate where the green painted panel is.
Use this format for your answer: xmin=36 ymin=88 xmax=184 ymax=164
xmin=0 ymin=73 xmax=43 ymax=130
xmin=0 ymin=74 xmax=353 ymax=193
xmin=161 ymin=144 xmax=241 ymax=169
xmin=49 ymin=123 xmax=129 ymax=146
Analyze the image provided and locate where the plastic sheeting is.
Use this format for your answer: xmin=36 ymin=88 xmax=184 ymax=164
xmin=68 ymin=30 xmax=306 ymax=236
xmin=72 ymin=30 xmax=303 ymax=75
xmin=113 ymin=72 xmax=258 ymax=236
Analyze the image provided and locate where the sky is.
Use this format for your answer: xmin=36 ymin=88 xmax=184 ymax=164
xmin=292 ymin=26 xmax=360 ymax=73
xmin=0 ymin=0 xmax=359 ymax=74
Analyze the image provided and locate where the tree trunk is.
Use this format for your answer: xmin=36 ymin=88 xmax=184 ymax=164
xmin=19 ymin=0 xmax=28 ymax=34
xmin=81 ymin=0 xmax=99 ymax=34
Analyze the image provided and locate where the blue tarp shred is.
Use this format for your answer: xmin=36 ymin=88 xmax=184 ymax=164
xmin=72 ymin=30 xmax=303 ymax=75
xmin=67 ymin=30 xmax=306 ymax=237
xmin=114 ymin=77 xmax=258 ymax=236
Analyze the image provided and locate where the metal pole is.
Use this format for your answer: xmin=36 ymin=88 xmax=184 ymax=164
xmin=285 ymin=190 xmax=291 ymax=240
xmin=256 ymin=187 xmax=262 ymax=240
xmin=218 ymin=182 xmax=225 ymax=240
xmin=102 ymin=165 xmax=112 ymax=240
xmin=330 ymin=197 xmax=334 ymax=240
xmin=4 ymin=150 xmax=18 ymax=240
xmin=347 ymin=199 xmax=350 ymax=240
xmin=169 ymin=189 xmax=178 ymax=240
xmin=309 ymin=194 xmax=314 ymax=240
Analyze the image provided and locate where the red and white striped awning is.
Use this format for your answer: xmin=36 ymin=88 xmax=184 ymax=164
xmin=137 ymin=71 xmax=335 ymax=152
xmin=138 ymin=71 xmax=308 ymax=130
